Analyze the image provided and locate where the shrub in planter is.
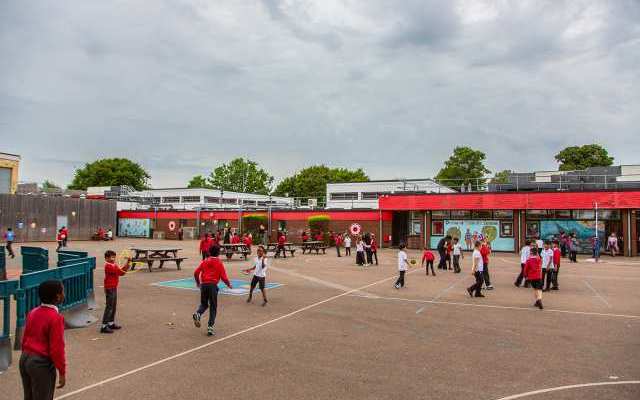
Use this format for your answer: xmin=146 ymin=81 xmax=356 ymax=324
xmin=308 ymin=215 xmax=331 ymax=243
xmin=242 ymin=214 xmax=268 ymax=237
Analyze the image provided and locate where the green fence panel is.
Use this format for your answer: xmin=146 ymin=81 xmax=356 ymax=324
xmin=57 ymin=250 xmax=89 ymax=267
xmin=21 ymin=246 xmax=49 ymax=274
xmin=0 ymin=279 xmax=18 ymax=371
xmin=14 ymin=259 xmax=95 ymax=350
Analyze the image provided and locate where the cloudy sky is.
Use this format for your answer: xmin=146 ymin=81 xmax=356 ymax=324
xmin=1 ymin=0 xmax=639 ymax=188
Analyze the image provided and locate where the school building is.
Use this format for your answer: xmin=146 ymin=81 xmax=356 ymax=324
xmin=116 ymin=189 xmax=640 ymax=256
xmin=379 ymin=190 xmax=640 ymax=256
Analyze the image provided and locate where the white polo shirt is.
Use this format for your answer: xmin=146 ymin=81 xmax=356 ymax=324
xmin=473 ymin=249 xmax=484 ymax=272
xmin=253 ymin=257 xmax=268 ymax=278
xmin=520 ymin=246 xmax=531 ymax=264
xmin=541 ymin=248 xmax=553 ymax=270
xmin=398 ymin=250 xmax=408 ymax=271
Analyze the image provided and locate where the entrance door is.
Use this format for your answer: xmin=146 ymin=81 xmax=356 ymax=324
xmin=392 ymin=212 xmax=409 ymax=247
xmin=56 ymin=215 xmax=68 ymax=231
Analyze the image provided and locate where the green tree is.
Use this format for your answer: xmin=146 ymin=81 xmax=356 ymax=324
xmin=41 ymin=180 xmax=61 ymax=191
xmin=205 ymin=158 xmax=273 ymax=194
xmin=554 ymin=144 xmax=614 ymax=171
xmin=435 ymin=146 xmax=490 ymax=191
xmin=272 ymin=165 xmax=369 ymax=200
xmin=68 ymin=158 xmax=150 ymax=190
xmin=491 ymin=169 xmax=512 ymax=184
xmin=187 ymin=175 xmax=213 ymax=189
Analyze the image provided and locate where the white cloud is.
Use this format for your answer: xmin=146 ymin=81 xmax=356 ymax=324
xmin=1 ymin=0 xmax=638 ymax=187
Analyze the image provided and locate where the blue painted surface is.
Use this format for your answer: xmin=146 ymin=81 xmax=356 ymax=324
xmin=153 ymin=278 xmax=282 ymax=296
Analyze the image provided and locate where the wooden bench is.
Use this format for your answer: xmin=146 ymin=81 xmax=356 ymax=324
xmin=131 ymin=257 xmax=187 ymax=272
xmin=300 ymin=242 xmax=328 ymax=255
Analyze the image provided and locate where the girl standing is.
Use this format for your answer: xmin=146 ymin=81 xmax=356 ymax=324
xmin=355 ymin=237 xmax=366 ymax=266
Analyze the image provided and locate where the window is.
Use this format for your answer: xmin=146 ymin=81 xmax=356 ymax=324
xmin=493 ymin=210 xmax=514 ymax=219
xmin=472 ymin=210 xmax=492 ymax=219
xmin=550 ymin=210 xmax=571 ymax=219
xmin=451 ymin=210 xmax=471 ymax=218
xmin=574 ymin=210 xmax=595 ymax=220
xmin=205 ymin=196 xmax=219 ymax=204
xmin=242 ymin=199 xmax=257 ymax=206
xmin=526 ymin=209 xmax=548 ymax=218
xmin=222 ymin=198 xmax=237 ymax=205
xmin=330 ymin=192 xmax=358 ymax=201
xmin=257 ymin=201 xmax=267 ymax=206
xmin=597 ymin=209 xmax=620 ymax=220
xmin=432 ymin=220 xmax=444 ymax=235
xmin=147 ymin=197 xmax=161 ymax=204
xmin=410 ymin=211 xmax=423 ymax=235
xmin=526 ymin=222 xmax=539 ymax=238
xmin=501 ymin=222 xmax=514 ymax=237
xmin=162 ymin=196 xmax=180 ymax=203
xmin=361 ymin=192 xmax=379 ymax=200
xmin=181 ymin=196 xmax=201 ymax=203
xmin=431 ymin=210 xmax=450 ymax=219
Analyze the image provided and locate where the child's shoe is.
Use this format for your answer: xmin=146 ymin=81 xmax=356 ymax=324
xmin=192 ymin=313 xmax=201 ymax=328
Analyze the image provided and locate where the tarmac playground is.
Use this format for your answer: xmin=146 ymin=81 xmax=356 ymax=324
xmin=1 ymin=239 xmax=639 ymax=400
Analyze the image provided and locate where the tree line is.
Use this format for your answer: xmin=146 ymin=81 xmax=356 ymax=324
xmin=59 ymin=144 xmax=615 ymax=197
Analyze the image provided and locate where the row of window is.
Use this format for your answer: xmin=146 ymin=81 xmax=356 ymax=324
xmin=429 ymin=209 xmax=621 ymax=220
xmin=431 ymin=210 xmax=514 ymax=219
xmin=430 ymin=220 xmax=514 ymax=237
xmin=153 ymin=196 xmax=286 ymax=206
xmin=329 ymin=192 xmax=391 ymax=201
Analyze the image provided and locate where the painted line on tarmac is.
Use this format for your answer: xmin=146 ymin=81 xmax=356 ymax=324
xmin=432 ymin=274 xmax=466 ymax=302
xmin=584 ymin=280 xmax=612 ymax=308
xmin=54 ymin=271 xmax=411 ymax=399
xmin=491 ymin=380 xmax=640 ymax=400
xmin=348 ymin=294 xmax=640 ymax=320
xmin=269 ymin=265 xmax=359 ymax=293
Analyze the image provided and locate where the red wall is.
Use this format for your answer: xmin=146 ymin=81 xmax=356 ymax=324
xmin=118 ymin=210 xmax=392 ymax=221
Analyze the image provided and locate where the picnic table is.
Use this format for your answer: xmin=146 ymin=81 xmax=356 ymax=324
xmin=219 ymin=243 xmax=251 ymax=260
xmin=266 ymin=242 xmax=296 ymax=258
xmin=130 ymin=247 xmax=187 ymax=272
xmin=300 ymin=241 xmax=328 ymax=255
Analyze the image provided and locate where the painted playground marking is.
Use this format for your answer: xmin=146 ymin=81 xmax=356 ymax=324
xmin=54 ymin=271 xmax=407 ymax=399
xmin=349 ymin=294 xmax=640 ymax=320
xmin=151 ymin=278 xmax=283 ymax=296
xmin=584 ymin=280 xmax=612 ymax=308
xmin=491 ymin=380 xmax=640 ymax=400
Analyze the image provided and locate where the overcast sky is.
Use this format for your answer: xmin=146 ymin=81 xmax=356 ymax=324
xmin=1 ymin=0 xmax=639 ymax=188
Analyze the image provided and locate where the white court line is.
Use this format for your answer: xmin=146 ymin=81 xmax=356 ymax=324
xmin=491 ymin=380 xmax=640 ymax=400
xmin=584 ymin=280 xmax=612 ymax=308
xmin=415 ymin=307 xmax=425 ymax=314
xmin=54 ymin=271 xmax=408 ymax=399
xmin=269 ymin=265 xmax=357 ymax=293
xmin=349 ymin=293 xmax=640 ymax=320
xmin=432 ymin=274 xmax=466 ymax=302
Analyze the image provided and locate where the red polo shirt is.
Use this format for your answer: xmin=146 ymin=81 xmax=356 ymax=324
xmin=104 ymin=262 xmax=127 ymax=290
xmin=194 ymin=257 xmax=231 ymax=286
xmin=22 ymin=305 xmax=66 ymax=376
xmin=524 ymin=256 xmax=542 ymax=281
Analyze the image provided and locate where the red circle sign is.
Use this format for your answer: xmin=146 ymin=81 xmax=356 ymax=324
xmin=349 ymin=223 xmax=362 ymax=235
xmin=168 ymin=221 xmax=177 ymax=231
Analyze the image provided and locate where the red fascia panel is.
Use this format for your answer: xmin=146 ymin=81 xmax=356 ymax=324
xmin=117 ymin=210 xmax=392 ymax=221
xmin=271 ymin=211 xmax=391 ymax=221
xmin=378 ymin=191 xmax=640 ymax=210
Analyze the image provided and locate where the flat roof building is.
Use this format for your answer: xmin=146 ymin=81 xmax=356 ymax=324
xmin=326 ymin=179 xmax=455 ymax=210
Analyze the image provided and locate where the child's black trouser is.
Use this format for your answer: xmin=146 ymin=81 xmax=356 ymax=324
xmin=356 ymin=251 xmax=365 ymax=265
xmin=345 ymin=247 xmax=351 ymax=256
xmin=453 ymin=255 xmax=461 ymax=273
xmin=6 ymin=241 xmax=15 ymax=257
xmin=425 ymin=260 xmax=435 ymax=275
xmin=20 ymin=353 xmax=56 ymax=400
xmin=336 ymin=245 xmax=341 ymax=257
xmin=395 ymin=270 xmax=406 ymax=287
xmin=515 ymin=264 xmax=530 ymax=287
xmin=372 ymin=251 xmax=378 ymax=265
xmin=468 ymin=271 xmax=484 ymax=296
xmin=437 ymin=250 xmax=447 ymax=269
xmin=197 ymin=283 xmax=219 ymax=327
xmin=552 ymin=266 xmax=560 ymax=288
xmin=276 ymin=245 xmax=287 ymax=258
xmin=482 ymin=262 xmax=491 ymax=286
xmin=102 ymin=288 xmax=118 ymax=326
xmin=543 ymin=269 xmax=554 ymax=290
xmin=365 ymin=249 xmax=373 ymax=264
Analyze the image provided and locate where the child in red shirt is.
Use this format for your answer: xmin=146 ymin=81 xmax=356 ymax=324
xmin=101 ymin=250 xmax=130 ymax=334
xmin=551 ymin=241 xmax=561 ymax=290
xmin=192 ymin=246 xmax=232 ymax=336
xmin=199 ymin=233 xmax=213 ymax=260
xmin=20 ymin=280 xmax=67 ymax=398
xmin=421 ymin=247 xmax=436 ymax=276
xmin=276 ymin=233 xmax=287 ymax=258
xmin=524 ymin=248 xmax=544 ymax=309
xmin=480 ymin=240 xmax=493 ymax=290
xmin=370 ymin=234 xmax=379 ymax=265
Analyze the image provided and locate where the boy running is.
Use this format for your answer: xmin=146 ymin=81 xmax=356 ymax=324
xmin=524 ymin=248 xmax=544 ymax=309
xmin=193 ymin=246 xmax=232 ymax=336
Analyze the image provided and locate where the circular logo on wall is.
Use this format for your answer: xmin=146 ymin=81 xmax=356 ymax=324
xmin=349 ymin=223 xmax=362 ymax=235
xmin=168 ymin=221 xmax=177 ymax=231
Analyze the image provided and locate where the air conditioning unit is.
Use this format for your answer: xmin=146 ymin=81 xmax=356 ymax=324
xmin=308 ymin=198 xmax=318 ymax=207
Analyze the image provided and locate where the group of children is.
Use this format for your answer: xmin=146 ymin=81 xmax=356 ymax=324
xmin=198 ymin=230 xmax=253 ymax=260
xmin=55 ymin=226 xmax=69 ymax=252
